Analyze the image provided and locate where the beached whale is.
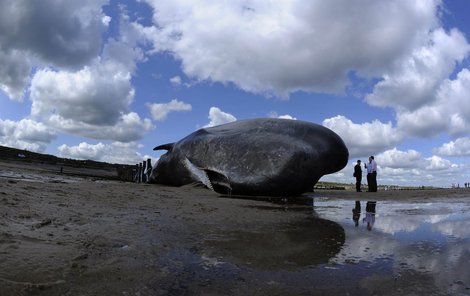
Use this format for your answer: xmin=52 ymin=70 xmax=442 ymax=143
xmin=149 ymin=118 xmax=349 ymax=196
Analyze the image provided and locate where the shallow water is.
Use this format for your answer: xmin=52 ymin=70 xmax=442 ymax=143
xmin=310 ymin=197 xmax=470 ymax=295
xmin=182 ymin=196 xmax=470 ymax=295
xmin=0 ymin=170 xmax=78 ymax=183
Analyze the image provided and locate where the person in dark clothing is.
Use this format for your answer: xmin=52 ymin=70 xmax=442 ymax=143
xmin=353 ymin=160 xmax=362 ymax=192
xmin=352 ymin=200 xmax=361 ymax=227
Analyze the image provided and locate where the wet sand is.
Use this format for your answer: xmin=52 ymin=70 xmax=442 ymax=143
xmin=1 ymin=160 xmax=469 ymax=295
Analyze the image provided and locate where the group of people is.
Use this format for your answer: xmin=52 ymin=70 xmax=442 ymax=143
xmin=352 ymin=200 xmax=377 ymax=230
xmin=353 ymin=156 xmax=377 ymax=192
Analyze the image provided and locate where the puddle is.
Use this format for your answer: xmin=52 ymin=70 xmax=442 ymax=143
xmin=219 ymin=194 xmax=314 ymax=206
xmin=0 ymin=170 xmax=86 ymax=184
xmin=311 ymin=197 xmax=470 ymax=294
xmin=204 ymin=217 xmax=345 ymax=270
xmin=1 ymin=171 xmax=59 ymax=183
xmin=157 ymin=196 xmax=470 ymax=295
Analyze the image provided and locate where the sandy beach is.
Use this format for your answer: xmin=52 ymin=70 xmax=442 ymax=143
xmin=1 ymin=159 xmax=470 ymax=295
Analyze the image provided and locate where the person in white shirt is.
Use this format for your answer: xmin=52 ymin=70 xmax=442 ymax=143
xmin=363 ymin=201 xmax=377 ymax=230
xmin=365 ymin=156 xmax=378 ymax=192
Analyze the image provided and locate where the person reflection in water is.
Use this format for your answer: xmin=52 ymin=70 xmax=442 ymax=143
xmin=352 ymin=201 xmax=361 ymax=227
xmin=363 ymin=201 xmax=377 ymax=231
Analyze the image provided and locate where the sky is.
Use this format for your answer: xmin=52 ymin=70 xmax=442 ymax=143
xmin=1 ymin=0 xmax=470 ymax=188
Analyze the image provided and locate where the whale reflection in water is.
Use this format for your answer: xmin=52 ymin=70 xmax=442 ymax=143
xmin=204 ymin=217 xmax=345 ymax=270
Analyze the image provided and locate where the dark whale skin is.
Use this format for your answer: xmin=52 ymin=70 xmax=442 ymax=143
xmin=149 ymin=118 xmax=349 ymax=196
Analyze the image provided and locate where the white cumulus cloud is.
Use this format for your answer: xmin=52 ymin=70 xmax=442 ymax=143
xmin=58 ymin=141 xmax=147 ymax=164
xmin=424 ymin=155 xmax=455 ymax=171
xmin=376 ymin=150 xmax=459 ymax=185
xmin=396 ymin=68 xmax=470 ymax=138
xmin=268 ymin=111 xmax=297 ymax=120
xmin=46 ymin=112 xmax=153 ymax=142
xmin=0 ymin=0 xmax=109 ymax=101
xmin=322 ymin=115 xmax=403 ymax=158
xmin=29 ymin=13 xmax=154 ymax=142
xmin=142 ymin=0 xmax=440 ymax=97
xmin=204 ymin=107 xmax=237 ymax=128
xmin=0 ymin=118 xmax=56 ymax=152
xmin=0 ymin=49 xmax=31 ymax=101
xmin=169 ymin=76 xmax=182 ymax=86
xmin=434 ymin=137 xmax=470 ymax=156
xmin=366 ymin=28 xmax=470 ymax=111
xmin=31 ymin=63 xmax=134 ymax=126
xmin=378 ymin=148 xmax=422 ymax=169
xmin=147 ymin=99 xmax=192 ymax=121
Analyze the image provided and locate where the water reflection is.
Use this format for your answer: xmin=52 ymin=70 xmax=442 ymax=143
xmin=351 ymin=201 xmax=377 ymax=230
xmin=313 ymin=197 xmax=470 ymax=294
xmin=352 ymin=200 xmax=361 ymax=227
xmin=363 ymin=201 xmax=377 ymax=231
xmin=205 ymin=195 xmax=470 ymax=293
xmin=204 ymin=217 xmax=345 ymax=270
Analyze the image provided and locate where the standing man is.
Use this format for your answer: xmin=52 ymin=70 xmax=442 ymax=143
xmin=365 ymin=157 xmax=372 ymax=192
xmin=370 ymin=156 xmax=378 ymax=192
xmin=354 ymin=160 xmax=362 ymax=192
xmin=365 ymin=156 xmax=378 ymax=192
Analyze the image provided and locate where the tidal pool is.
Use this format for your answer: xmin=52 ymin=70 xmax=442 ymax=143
xmin=183 ymin=196 xmax=470 ymax=295
xmin=310 ymin=197 xmax=470 ymax=295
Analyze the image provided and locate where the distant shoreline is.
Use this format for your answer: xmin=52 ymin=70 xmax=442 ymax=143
xmin=0 ymin=145 xmax=134 ymax=181
xmin=0 ymin=145 xmax=459 ymax=191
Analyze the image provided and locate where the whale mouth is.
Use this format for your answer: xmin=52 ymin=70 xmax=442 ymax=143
xmin=182 ymin=157 xmax=213 ymax=189
xmin=205 ymin=169 xmax=232 ymax=195
xmin=182 ymin=157 xmax=232 ymax=194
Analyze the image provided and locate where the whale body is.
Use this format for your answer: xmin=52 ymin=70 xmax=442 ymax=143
xmin=149 ymin=118 xmax=349 ymax=196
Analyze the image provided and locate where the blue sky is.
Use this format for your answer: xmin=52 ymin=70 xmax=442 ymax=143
xmin=1 ymin=0 xmax=470 ymax=187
